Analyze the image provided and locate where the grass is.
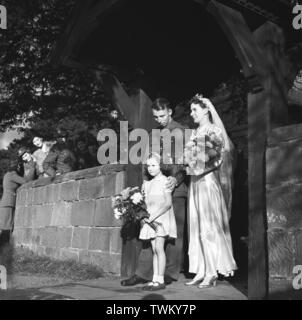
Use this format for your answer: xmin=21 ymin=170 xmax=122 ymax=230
xmin=0 ymin=244 xmax=105 ymax=281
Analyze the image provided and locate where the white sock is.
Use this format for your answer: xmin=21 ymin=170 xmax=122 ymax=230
xmin=157 ymin=275 xmax=164 ymax=284
xmin=152 ymin=275 xmax=158 ymax=283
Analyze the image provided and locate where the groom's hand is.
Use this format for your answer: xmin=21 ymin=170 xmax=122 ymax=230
xmin=166 ymin=176 xmax=177 ymax=192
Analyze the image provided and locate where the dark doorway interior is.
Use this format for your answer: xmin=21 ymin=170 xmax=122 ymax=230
xmin=76 ymin=0 xmax=249 ymax=293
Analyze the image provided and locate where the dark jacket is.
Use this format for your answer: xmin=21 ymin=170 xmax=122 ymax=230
xmin=43 ymin=142 xmax=76 ymax=177
xmin=0 ymin=172 xmax=27 ymax=207
xmin=76 ymin=149 xmax=98 ymax=170
xmin=143 ymin=119 xmax=188 ymax=198
xmin=23 ymin=159 xmax=37 ymax=181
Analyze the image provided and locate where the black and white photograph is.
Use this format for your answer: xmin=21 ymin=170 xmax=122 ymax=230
xmin=0 ymin=0 xmax=302 ymax=303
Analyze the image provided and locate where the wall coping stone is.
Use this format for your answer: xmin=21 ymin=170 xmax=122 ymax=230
xmin=268 ymin=123 xmax=302 ymax=146
xmin=19 ymin=164 xmax=126 ymax=190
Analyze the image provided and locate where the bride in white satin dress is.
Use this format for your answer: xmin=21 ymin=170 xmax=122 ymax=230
xmin=185 ymin=95 xmax=237 ymax=288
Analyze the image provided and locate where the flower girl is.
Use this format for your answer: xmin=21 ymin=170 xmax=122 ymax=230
xmin=139 ymin=153 xmax=177 ymax=291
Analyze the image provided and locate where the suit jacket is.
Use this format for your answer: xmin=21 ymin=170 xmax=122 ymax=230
xmin=0 ymin=172 xmax=27 ymax=207
xmin=43 ymin=143 xmax=76 ymax=177
xmin=24 ymin=160 xmax=37 ymax=181
xmin=143 ymin=119 xmax=188 ymax=198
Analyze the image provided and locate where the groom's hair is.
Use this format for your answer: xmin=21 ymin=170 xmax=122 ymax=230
xmin=151 ymin=98 xmax=172 ymax=111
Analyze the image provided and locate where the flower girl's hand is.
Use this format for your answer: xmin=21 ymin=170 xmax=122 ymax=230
xmin=145 ymin=218 xmax=152 ymax=224
xmin=140 ymin=218 xmax=147 ymax=227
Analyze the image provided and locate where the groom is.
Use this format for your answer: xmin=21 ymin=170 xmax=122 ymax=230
xmin=121 ymin=97 xmax=188 ymax=286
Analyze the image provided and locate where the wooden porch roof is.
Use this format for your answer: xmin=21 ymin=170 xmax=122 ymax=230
xmin=50 ymin=0 xmax=301 ymax=102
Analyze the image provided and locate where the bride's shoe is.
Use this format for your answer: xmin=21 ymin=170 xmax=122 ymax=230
xmin=185 ymin=276 xmax=204 ymax=286
xmin=198 ymin=275 xmax=217 ymax=289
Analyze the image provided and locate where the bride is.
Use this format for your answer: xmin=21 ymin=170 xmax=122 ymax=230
xmin=185 ymin=94 xmax=237 ymax=288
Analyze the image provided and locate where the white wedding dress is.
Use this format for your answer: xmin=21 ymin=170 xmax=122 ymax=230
xmin=187 ymin=123 xmax=237 ymax=277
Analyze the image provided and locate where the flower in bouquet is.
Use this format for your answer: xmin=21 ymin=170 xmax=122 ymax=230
xmin=130 ymin=191 xmax=144 ymax=205
xmin=112 ymin=186 xmax=161 ymax=232
xmin=120 ymin=187 xmax=131 ymax=200
xmin=183 ymin=130 xmax=223 ymax=175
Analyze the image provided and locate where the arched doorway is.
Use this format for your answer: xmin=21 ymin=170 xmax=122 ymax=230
xmin=52 ymin=0 xmax=295 ymax=299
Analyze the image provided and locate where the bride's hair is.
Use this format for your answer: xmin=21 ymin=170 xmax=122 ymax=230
xmin=189 ymin=95 xmax=213 ymax=124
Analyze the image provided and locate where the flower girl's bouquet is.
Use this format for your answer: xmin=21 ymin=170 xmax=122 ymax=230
xmin=112 ymin=187 xmax=160 ymax=237
xmin=184 ymin=129 xmax=224 ymax=175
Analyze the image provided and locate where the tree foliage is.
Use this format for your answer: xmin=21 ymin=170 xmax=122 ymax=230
xmin=0 ymin=0 xmax=123 ymax=191
xmin=0 ymin=0 xmax=115 ymax=137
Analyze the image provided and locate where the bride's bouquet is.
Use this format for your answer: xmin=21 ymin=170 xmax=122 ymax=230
xmin=112 ymin=187 xmax=160 ymax=234
xmin=183 ymin=129 xmax=224 ymax=175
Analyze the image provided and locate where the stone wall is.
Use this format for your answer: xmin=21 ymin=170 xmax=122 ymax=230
xmin=13 ymin=164 xmax=126 ymax=275
xmin=266 ymin=124 xmax=302 ymax=297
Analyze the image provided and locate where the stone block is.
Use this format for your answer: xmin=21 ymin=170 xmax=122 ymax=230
xmin=29 ymin=243 xmax=38 ymax=252
xmin=115 ymin=171 xmax=125 ymax=194
xmin=16 ymin=189 xmax=27 ymax=206
xmin=94 ymin=198 xmax=114 ymax=227
xmin=36 ymin=246 xmax=46 ymax=257
xmin=71 ymin=200 xmax=95 ymax=226
xmin=88 ymin=228 xmax=110 ymax=251
xmin=22 ymin=207 xmax=29 ymax=227
xmin=51 ymin=202 xmax=72 ymax=226
xmin=23 ymin=206 xmax=37 ymax=228
xmin=110 ymin=228 xmax=122 ymax=253
xmin=79 ymin=177 xmax=104 ymax=200
xmin=295 ymin=230 xmax=302 ymax=266
xmin=12 ymin=228 xmax=25 ymax=244
xmin=26 ymin=189 xmax=34 ymax=206
xmin=60 ymin=181 xmax=79 ymax=201
xmin=33 ymin=187 xmax=48 ymax=205
xmin=60 ymin=248 xmax=79 ymax=261
xmin=35 ymin=205 xmax=53 ymax=227
xmin=41 ymin=226 xmax=57 ymax=247
xmin=266 ymin=139 xmax=302 ymax=185
xmin=14 ymin=206 xmax=25 ymax=228
xmin=102 ymin=174 xmax=117 ymax=197
xmin=268 ymin=230 xmax=295 ymax=278
xmin=89 ymin=252 xmax=121 ymax=274
xmin=57 ymin=227 xmax=73 ymax=248
xmin=23 ymin=228 xmax=33 ymax=244
xmin=47 ymin=184 xmax=60 ymax=203
xmin=45 ymin=246 xmax=61 ymax=259
xmin=79 ymin=250 xmax=91 ymax=265
xmin=71 ymin=227 xmax=90 ymax=249
xmin=267 ymin=184 xmax=302 ymax=230
xmin=268 ymin=124 xmax=302 ymax=146
xmin=35 ymin=228 xmax=45 ymax=246
xmin=31 ymin=228 xmax=42 ymax=246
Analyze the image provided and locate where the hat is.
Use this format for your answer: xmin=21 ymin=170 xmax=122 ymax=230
xmin=18 ymin=147 xmax=30 ymax=157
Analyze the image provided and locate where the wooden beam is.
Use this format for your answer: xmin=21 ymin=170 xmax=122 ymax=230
xmin=207 ymin=0 xmax=267 ymax=93
xmin=206 ymin=1 xmax=291 ymax=299
xmin=51 ymin=0 xmax=127 ymax=68
xmin=50 ymin=0 xmax=94 ymax=67
xmin=205 ymin=0 xmax=270 ymax=299
xmin=95 ymin=72 xmax=138 ymax=128
xmin=253 ymin=22 xmax=289 ymax=128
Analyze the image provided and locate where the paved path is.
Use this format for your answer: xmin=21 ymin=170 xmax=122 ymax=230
xmin=0 ymin=274 xmax=247 ymax=300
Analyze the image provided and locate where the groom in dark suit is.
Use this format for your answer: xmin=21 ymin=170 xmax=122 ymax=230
xmin=121 ymin=98 xmax=188 ymax=286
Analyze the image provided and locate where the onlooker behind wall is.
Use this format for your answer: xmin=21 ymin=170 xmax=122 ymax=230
xmin=32 ymin=136 xmax=55 ymax=178
xmin=17 ymin=147 xmax=37 ymax=181
xmin=42 ymin=131 xmax=76 ymax=178
xmin=0 ymin=159 xmax=32 ymax=259
xmin=75 ymin=136 xmax=99 ymax=170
